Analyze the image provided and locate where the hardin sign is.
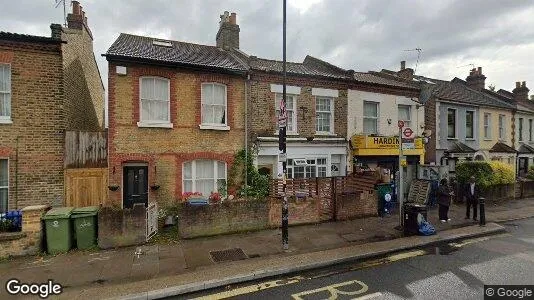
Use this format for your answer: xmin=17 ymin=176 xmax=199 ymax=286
xmin=351 ymin=135 xmax=423 ymax=150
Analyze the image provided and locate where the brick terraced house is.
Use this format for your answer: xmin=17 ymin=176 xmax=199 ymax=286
xmin=104 ymin=12 xmax=248 ymax=208
xmin=0 ymin=1 xmax=104 ymax=212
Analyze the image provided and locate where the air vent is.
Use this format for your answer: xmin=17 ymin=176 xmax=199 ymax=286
xmin=152 ymin=40 xmax=172 ymax=47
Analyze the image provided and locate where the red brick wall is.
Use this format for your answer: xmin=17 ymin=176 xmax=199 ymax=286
xmin=107 ymin=62 xmax=245 ymax=207
xmin=0 ymin=41 xmax=64 ymax=209
xmin=268 ymin=197 xmax=321 ymax=227
xmin=335 ymin=191 xmax=378 ymax=220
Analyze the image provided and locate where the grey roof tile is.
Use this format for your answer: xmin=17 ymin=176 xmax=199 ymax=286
xmin=105 ymin=33 xmax=248 ymax=72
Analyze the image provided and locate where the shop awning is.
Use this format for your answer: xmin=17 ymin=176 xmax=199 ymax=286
xmin=350 ymin=135 xmax=425 ymax=157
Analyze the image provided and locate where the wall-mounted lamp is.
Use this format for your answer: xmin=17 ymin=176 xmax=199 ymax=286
xmin=387 ymin=119 xmax=392 ymax=125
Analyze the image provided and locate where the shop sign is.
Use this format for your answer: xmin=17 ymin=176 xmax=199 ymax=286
xmin=351 ymin=135 xmax=423 ymax=149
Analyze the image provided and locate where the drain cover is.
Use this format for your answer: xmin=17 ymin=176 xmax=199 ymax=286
xmin=210 ymin=248 xmax=248 ymax=263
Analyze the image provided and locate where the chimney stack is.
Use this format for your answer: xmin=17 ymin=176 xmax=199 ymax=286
xmin=216 ymin=11 xmax=240 ymax=50
xmin=50 ymin=23 xmax=62 ymax=40
xmin=397 ymin=61 xmax=413 ymax=81
xmin=465 ymin=66 xmax=486 ymax=91
xmin=66 ymin=1 xmax=92 ymax=38
xmin=513 ymin=81 xmax=529 ymax=102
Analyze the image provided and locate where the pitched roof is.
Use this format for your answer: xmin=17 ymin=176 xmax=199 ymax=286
xmin=104 ymin=33 xmax=248 ymax=73
xmin=518 ymin=143 xmax=534 ymax=154
xmin=0 ymin=31 xmax=61 ymax=44
xmin=446 ymin=141 xmax=476 ymax=153
xmin=248 ymin=55 xmax=352 ymax=79
xmin=353 ymin=72 xmax=418 ymax=89
xmin=489 ymin=142 xmax=517 ymax=153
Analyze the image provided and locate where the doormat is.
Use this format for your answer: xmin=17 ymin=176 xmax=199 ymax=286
xmin=210 ymin=248 xmax=248 ymax=263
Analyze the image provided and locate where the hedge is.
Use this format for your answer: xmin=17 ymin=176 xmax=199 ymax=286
xmin=456 ymin=161 xmax=514 ymax=189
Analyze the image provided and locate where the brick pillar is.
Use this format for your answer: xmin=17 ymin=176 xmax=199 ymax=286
xmin=21 ymin=205 xmax=50 ymax=254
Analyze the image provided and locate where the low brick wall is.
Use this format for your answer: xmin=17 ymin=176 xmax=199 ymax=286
xmin=518 ymin=180 xmax=534 ymax=199
xmin=98 ymin=205 xmax=146 ymax=249
xmin=268 ymin=197 xmax=321 ymax=227
xmin=0 ymin=205 xmax=49 ymax=258
xmin=482 ymin=184 xmax=516 ymax=203
xmin=177 ymin=200 xmax=269 ymax=239
xmin=336 ymin=191 xmax=378 ymax=221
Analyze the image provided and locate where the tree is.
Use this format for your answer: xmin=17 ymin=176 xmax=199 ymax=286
xmin=488 ymin=84 xmax=496 ymax=91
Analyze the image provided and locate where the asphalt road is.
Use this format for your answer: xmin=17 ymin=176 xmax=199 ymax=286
xmin=177 ymin=218 xmax=534 ymax=300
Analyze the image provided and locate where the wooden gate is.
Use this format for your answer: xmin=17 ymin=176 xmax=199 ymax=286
xmin=65 ymin=168 xmax=108 ymax=207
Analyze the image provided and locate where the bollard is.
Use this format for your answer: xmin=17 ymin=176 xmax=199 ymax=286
xmin=479 ymin=197 xmax=486 ymax=226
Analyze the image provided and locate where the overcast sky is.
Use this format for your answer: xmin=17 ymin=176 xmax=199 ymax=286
xmin=1 ymin=0 xmax=533 ymax=97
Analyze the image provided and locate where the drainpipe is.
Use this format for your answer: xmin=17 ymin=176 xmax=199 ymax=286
xmin=244 ymin=74 xmax=250 ymax=200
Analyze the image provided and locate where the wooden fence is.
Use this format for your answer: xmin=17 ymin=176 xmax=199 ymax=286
xmin=64 ymin=131 xmax=108 ymax=207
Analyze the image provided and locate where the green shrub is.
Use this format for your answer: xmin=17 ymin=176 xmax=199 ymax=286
xmin=527 ymin=166 xmax=534 ymax=180
xmin=229 ymin=149 xmax=270 ymax=199
xmin=456 ymin=161 xmax=515 ymax=189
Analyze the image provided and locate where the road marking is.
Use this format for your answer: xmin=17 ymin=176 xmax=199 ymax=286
xmin=191 ymin=276 xmax=305 ymax=300
xmin=449 ymin=233 xmax=510 ymax=248
xmin=387 ymin=250 xmax=426 ymax=262
xmin=88 ymin=256 xmax=109 ymax=263
xmin=353 ymin=291 xmax=383 ymax=300
xmin=292 ymin=279 xmax=368 ymax=300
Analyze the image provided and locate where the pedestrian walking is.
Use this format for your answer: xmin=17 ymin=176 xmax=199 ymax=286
xmin=438 ymin=178 xmax=453 ymax=222
xmin=465 ymin=176 xmax=480 ymax=221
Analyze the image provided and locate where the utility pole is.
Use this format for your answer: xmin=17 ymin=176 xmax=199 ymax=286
xmin=398 ymin=122 xmax=404 ymax=228
xmin=280 ymin=0 xmax=289 ymax=250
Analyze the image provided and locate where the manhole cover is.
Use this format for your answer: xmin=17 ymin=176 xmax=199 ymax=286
xmin=210 ymin=248 xmax=248 ymax=263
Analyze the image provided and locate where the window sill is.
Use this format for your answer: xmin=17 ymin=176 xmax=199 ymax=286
xmin=0 ymin=119 xmax=13 ymax=125
xmin=483 ymin=138 xmax=493 ymax=141
xmin=447 ymin=138 xmax=458 ymax=140
xmin=465 ymin=138 xmax=475 ymax=141
xmin=274 ymin=132 xmax=299 ymax=136
xmin=137 ymin=122 xmax=173 ymax=128
xmin=315 ymin=132 xmax=335 ymax=136
xmin=199 ymin=124 xmax=230 ymax=131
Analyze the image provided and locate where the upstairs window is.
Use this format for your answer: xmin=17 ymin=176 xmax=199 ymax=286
xmin=0 ymin=64 xmax=11 ymax=121
xmin=465 ymin=111 xmax=474 ymax=139
xmin=363 ymin=101 xmax=378 ymax=134
xmin=484 ymin=113 xmax=491 ymax=139
xmin=519 ymin=118 xmax=524 ymax=141
xmin=398 ymin=105 xmax=411 ymax=128
xmin=140 ymin=77 xmax=170 ymax=123
xmin=447 ymin=109 xmax=457 ymax=139
xmin=530 ymin=119 xmax=533 ymax=142
xmin=498 ymin=115 xmax=505 ymax=140
xmin=315 ymin=97 xmax=334 ymax=134
xmin=275 ymin=93 xmax=297 ymax=133
xmin=201 ymin=83 xmax=227 ymax=126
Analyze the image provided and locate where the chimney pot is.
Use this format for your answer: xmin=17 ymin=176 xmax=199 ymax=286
xmin=478 ymin=67 xmax=482 ymax=74
xmin=230 ymin=13 xmax=237 ymax=25
xmin=72 ymin=1 xmax=81 ymax=15
xmin=400 ymin=61 xmax=406 ymax=70
xmin=516 ymin=82 xmax=521 ymax=88
xmin=522 ymin=81 xmax=526 ymax=87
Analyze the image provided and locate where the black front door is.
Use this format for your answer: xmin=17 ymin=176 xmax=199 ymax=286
xmin=518 ymin=157 xmax=528 ymax=177
xmin=123 ymin=166 xmax=148 ymax=209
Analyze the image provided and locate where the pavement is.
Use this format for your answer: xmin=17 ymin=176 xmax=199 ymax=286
xmin=0 ymin=198 xmax=533 ymax=299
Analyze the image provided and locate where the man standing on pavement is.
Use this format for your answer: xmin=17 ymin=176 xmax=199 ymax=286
xmin=465 ymin=176 xmax=479 ymax=221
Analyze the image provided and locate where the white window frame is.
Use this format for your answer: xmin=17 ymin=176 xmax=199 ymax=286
xmin=182 ymin=160 xmax=227 ymax=196
xmin=519 ymin=118 xmax=524 ymax=142
xmin=287 ymin=157 xmax=328 ymax=179
xmin=200 ymin=83 xmax=229 ymax=130
xmin=398 ymin=105 xmax=411 ymax=128
xmin=315 ymin=96 xmax=334 ymax=134
xmin=0 ymin=158 xmax=8 ymax=213
xmin=483 ymin=113 xmax=491 ymax=139
xmin=137 ymin=76 xmax=172 ymax=128
xmin=0 ymin=64 xmax=12 ymax=123
xmin=465 ymin=110 xmax=475 ymax=140
xmin=447 ymin=108 xmax=457 ymax=139
xmin=363 ymin=101 xmax=379 ymax=135
xmin=498 ymin=114 xmax=505 ymax=140
xmin=275 ymin=93 xmax=298 ymax=134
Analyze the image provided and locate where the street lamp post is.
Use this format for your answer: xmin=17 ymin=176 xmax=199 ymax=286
xmin=280 ymin=0 xmax=289 ymax=250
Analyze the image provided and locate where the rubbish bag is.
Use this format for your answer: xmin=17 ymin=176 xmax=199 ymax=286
xmin=418 ymin=219 xmax=436 ymax=236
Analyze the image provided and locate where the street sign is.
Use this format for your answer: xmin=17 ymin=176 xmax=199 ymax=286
xmin=398 ymin=120 xmax=404 ymax=128
xmin=402 ymin=138 xmax=415 ymax=150
xmin=403 ymin=127 xmax=414 ymax=138
xmin=278 ymin=153 xmax=287 ymax=162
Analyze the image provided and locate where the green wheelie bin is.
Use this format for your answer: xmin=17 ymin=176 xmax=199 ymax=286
xmin=42 ymin=207 xmax=74 ymax=254
xmin=71 ymin=206 xmax=99 ymax=250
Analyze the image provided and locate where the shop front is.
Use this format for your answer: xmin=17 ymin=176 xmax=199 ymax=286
xmin=350 ymin=135 xmax=425 ymax=199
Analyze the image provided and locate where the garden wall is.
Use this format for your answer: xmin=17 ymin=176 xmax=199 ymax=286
xmin=518 ymin=180 xmax=534 ymax=199
xmin=177 ymin=200 xmax=269 ymax=239
xmin=98 ymin=205 xmax=146 ymax=249
xmin=336 ymin=191 xmax=378 ymax=221
xmin=0 ymin=205 xmax=49 ymax=258
xmin=268 ymin=197 xmax=321 ymax=227
xmin=482 ymin=184 xmax=516 ymax=203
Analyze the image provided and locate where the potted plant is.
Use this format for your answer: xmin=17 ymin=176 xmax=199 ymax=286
xmin=209 ymin=192 xmax=222 ymax=203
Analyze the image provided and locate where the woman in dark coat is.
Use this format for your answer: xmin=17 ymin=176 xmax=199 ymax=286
xmin=438 ymin=178 xmax=453 ymax=222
